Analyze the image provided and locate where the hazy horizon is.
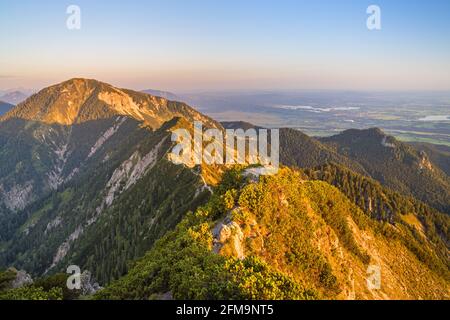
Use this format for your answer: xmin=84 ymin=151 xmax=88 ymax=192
xmin=1 ymin=0 xmax=450 ymax=92
xmin=3 ymin=80 xmax=450 ymax=96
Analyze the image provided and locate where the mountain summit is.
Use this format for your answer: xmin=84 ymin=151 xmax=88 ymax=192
xmin=0 ymin=78 xmax=219 ymax=214
xmin=0 ymin=79 xmax=217 ymax=282
xmin=1 ymin=78 xmax=216 ymax=128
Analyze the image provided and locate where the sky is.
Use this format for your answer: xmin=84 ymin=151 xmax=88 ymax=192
xmin=1 ymin=0 xmax=450 ymax=92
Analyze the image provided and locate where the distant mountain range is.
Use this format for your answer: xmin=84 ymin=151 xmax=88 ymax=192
xmin=0 ymin=91 xmax=30 ymax=105
xmin=0 ymin=79 xmax=448 ymax=300
xmin=140 ymin=89 xmax=179 ymax=101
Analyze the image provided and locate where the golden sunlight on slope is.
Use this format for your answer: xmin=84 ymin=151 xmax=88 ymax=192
xmin=0 ymin=78 xmax=218 ymax=129
xmin=214 ymin=168 xmax=449 ymax=299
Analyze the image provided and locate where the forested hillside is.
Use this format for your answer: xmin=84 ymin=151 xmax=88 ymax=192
xmin=320 ymin=128 xmax=450 ymax=214
xmin=0 ymin=80 xmax=448 ymax=301
xmin=97 ymin=167 xmax=449 ymax=300
xmin=0 ymin=79 xmax=218 ymax=283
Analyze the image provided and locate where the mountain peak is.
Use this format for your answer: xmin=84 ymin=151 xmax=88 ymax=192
xmin=57 ymin=78 xmax=112 ymax=90
xmin=322 ymin=127 xmax=400 ymax=150
xmin=49 ymin=78 xmax=116 ymax=97
xmin=141 ymin=88 xmax=178 ymax=101
xmin=0 ymin=78 xmax=218 ymax=128
xmin=340 ymin=127 xmax=385 ymax=137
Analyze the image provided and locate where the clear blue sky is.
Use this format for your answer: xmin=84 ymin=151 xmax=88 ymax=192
xmin=1 ymin=0 xmax=449 ymax=91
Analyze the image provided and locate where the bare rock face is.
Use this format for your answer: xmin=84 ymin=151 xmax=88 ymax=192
xmin=0 ymin=182 xmax=34 ymax=211
xmin=80 ymin=271 xmax=102 ymax=295
xmin=103 ymin=137 xmax=165 ymax=209
xmin=2 ymin=78 xmax=219 ymax=128
xmin=10 ymin=269 xmax=33 ymax=288
xmin=47 ymin=226 xmax=84 ymax=273
xmin=381 ymin=136 xmax=396 ymax=148
xmin=45 ymin=217 xmax=63 ymax=234
xmin=212 ymin=213 xmax=245 ymax=259
xmin=88 ymin=116 xmax=126 ymax=158
xmin=418 ymin=151 xmax=433 ymax=171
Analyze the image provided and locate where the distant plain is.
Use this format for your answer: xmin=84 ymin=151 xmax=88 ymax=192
xmin=181 ymin=90 xmax=450 ymax=146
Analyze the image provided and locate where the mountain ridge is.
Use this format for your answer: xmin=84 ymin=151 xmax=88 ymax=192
xmin=97 ymin=166 xmax=450 ymax=300
xmin=0 ymin=91 xmax=29 ymax=105
xmin=1 ymin=79 xmax=219 ymax=129
xmin=140 ymin=89 xmax=179 ymax=101
xmin=320 ymin=128 xmax=450 ymax=213
xmin=0 ymin=79 xmax=448 ymax=300
xmin=0 ymin=78 xmax=222 ymax=282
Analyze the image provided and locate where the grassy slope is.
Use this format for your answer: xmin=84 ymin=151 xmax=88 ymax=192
xmin=97 ymin=167 xmax=449 ymax=300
